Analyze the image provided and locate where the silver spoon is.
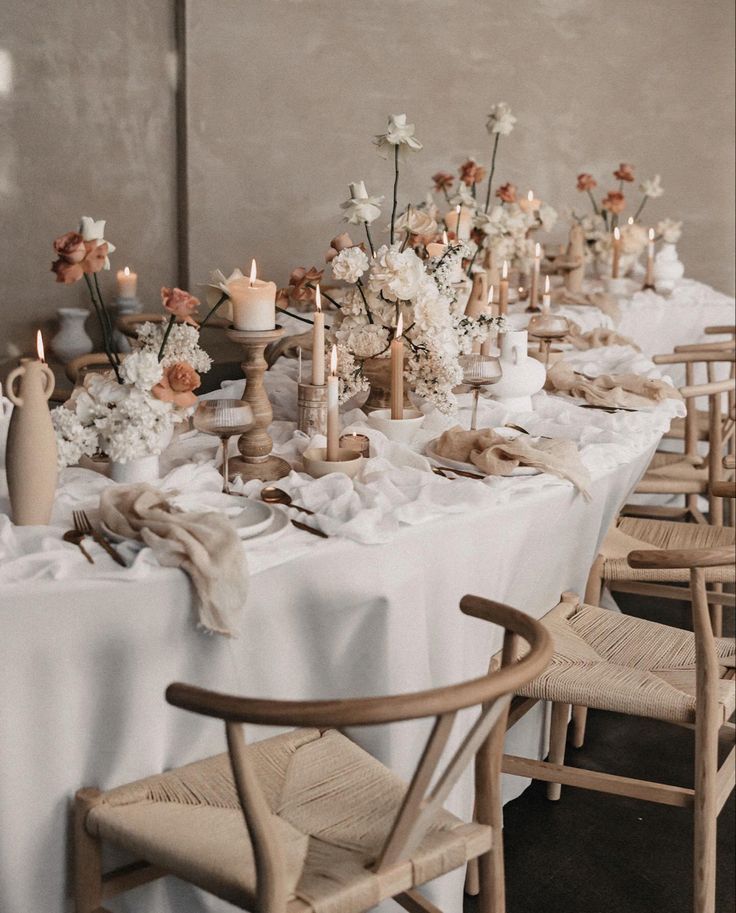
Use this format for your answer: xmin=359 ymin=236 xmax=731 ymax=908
xmin=260 ymin=486 xmax=315 ymax=515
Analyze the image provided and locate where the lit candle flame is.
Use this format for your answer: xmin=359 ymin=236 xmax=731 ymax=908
xmin=527 ymin=190 xmax=534 ymax=202
xmin=627 ymin=216 xmax=634 ymax=225
xmin=442 ymin=230 xmax=448 ymax=245
xmin=455 ymin=204 xmax=461 ymax=215
xmin=315 ymin=284 xmax=321 ymax=312
xmin=36 ymin=330 xmax=45 ymax=362
xmin=502 ymin=260 xmax=508 ymax=279
xmin=648 ymin=227 xmax=655 ymax=241
xmin=249 ymin=259 xmax=257 ymax=285
xmin=613 ymin=227 xmax=621 ymax=241
xmin=330 ymin=344 xmax=337 ymax=375
xmin=395 ymin=313 xmax=404 ymax=339
xmin=487 ymin=285 xmax=495 ymax=305
xmin=535 ymin=242 xmax=541 ymax=258
xmin=123 ymin=266 xmax=131 ymax=277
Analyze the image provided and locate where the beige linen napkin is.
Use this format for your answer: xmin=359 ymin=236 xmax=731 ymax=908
xmin=564 ymin=325 xmax=640 ymax=351
xmin=99 ymin=484 xmax=248 ymax=637
xmin=547 ymin=362 xmax=682 ymax=410
xmin=551 ymin=288 xmax=621 ymax=323
xmin=434 ymin=427 xmax=591 ymax=498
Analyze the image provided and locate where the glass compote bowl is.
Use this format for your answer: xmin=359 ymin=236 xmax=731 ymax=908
xmin=528 ymin=313 xmax=570 ymax=368
xmin=459 ymin=354 xmax=503 ymax=430
xmin=192 ymin=399 xmax=255 ymax=493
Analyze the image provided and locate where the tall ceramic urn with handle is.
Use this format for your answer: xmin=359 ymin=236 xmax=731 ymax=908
xmin=5 ymin=358 xmax=58 ymax=525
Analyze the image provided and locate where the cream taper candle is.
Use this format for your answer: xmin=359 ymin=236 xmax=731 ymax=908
xmin=390 ymin=314 xmax=404 ymax=420
xmin=541 ymin=275 xmax=551 ymax=314
xmin=644 ymin=228 xmax=655 ymax=288
xmin=529 ymin=242 xmax=541 ymax=310
xmin=611 ymin=227 xmax=622 ymax=279
xmin=498 ymin=260 xmax=509 ymax=316
xmin=326 ymin=345 xmax=339 ymax=461
xmin=445 ymin=205 xmax=471 ymax=241
xmin=230 ymin=259 xmax=276 ymax=331
xmin=480 ymin=286 xmax=495 ymax=356
xmin=311 ymin=285 xmax=325 ymax=385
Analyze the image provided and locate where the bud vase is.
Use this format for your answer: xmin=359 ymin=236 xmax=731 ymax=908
xmin=5 ymin=359 xmax=58 ymax=525
xmin=51 ymin=307 xmax=93 ymax=363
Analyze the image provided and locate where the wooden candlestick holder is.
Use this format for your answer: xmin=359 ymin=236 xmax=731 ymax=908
xmin=225 ymin=325 xmax=291 ymax=482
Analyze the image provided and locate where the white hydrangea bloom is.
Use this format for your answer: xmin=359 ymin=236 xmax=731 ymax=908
xmin=330 ymin=246 xmax=369 ymax=283
xmin=134 ymin=321 xmax=212 ymax=373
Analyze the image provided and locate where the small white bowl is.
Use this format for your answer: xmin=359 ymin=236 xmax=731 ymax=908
xmin=303 ymin=447 xmax=363 ymax=479
xmin=367 ymin=408 xmax=425 ymax=443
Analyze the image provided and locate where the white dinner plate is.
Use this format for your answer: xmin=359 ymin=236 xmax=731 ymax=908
xmin=425 ymin=436 xmax=541 ymax=478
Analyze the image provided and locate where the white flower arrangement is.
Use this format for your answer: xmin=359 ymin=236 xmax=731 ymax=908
xmin=133 ymin=321 xmax=213 ymax=373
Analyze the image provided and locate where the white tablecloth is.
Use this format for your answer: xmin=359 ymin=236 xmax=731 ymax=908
xmin=0 ymin=347 xmax=684 ymax=913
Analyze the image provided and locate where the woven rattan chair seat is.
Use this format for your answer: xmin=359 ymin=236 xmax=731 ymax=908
xmin=601 ymin=517 xmax=735 ymax=584
xmin=85 ymin=728 xmax=490 ymax=913
xmin=636 ymin=451 xmax=709 ymax=495
xmin=517 ymin=602 xmax=735 ymax=725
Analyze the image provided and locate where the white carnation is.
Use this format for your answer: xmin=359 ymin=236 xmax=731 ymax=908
xmin=486 ymin=102 xmax=516 ymax=136
xmin=331 ymin=246 xmax=369 ymax=283
xmin=368 ymin=244 xmax=425 ymax=301
xmin=120 ymin=350 xmax=163 ymax=391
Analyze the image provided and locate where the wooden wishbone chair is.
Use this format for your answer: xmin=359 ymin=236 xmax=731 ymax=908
xmin=502 ymin=554 xmax=735 ymax=913
xmin=73 ymin=597 xmax=551 ymax=913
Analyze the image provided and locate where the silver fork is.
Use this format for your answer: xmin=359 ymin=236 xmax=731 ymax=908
xmin=73 ymin=510 xmax=127 ymax=567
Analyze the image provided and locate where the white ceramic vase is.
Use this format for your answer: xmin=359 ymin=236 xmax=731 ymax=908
xmin=490 ymin=330 xmax=546 ymax=412
xmin=109 ymin=454 xmax=160 ymax=484
xmin=51 ymin=307 xmax=94 ymax=363
xmin=653 ymin=243 xmax=684 ymax=294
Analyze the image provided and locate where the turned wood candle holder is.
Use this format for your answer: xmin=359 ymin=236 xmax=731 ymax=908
xmin=225 ymin=325 xmax=291 ymax=482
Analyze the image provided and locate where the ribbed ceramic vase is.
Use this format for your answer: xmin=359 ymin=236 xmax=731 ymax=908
xmin=5 ymin=359 xmax=58 ymax=525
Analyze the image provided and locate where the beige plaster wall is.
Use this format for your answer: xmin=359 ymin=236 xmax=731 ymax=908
xmin=186 ymin=0 xmax=735 ymax=297
xmin=0 ymin=0 xmax=178 ymax=364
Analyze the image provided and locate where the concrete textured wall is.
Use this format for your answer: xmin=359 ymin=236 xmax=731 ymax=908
xmin=1 ymin=0 xmax=733 ymax=367
xmin=186 ymin=0 xmax=735 ymax=295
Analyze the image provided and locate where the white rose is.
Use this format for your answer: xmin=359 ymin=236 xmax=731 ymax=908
xmin=486 ymin=102 xmax=516 ymax=136
xmin=640 ymin=175 xmax=664 ymax=198
xmin=393 ymin=207 xmax=438 ymax=238
xmin=330 ymin=246 xmax=370 ymax=283
xmin=537 ymin=203 xmax=558 ymax=233
xmin=340 ymin=182 xmax=384 ymax=225
xmin=367 ymin=245 xmax=425 ymax=301
xmin=374 ymin=113 xmax=423 ymax=157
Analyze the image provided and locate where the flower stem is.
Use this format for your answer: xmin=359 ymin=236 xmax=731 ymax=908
xmin=93 ymin=273 xmax=121 ymax=364
xmin=305 ymin=282 xmax=341 ymax=309
xmin=364 ymin=222 xmax=375 ymax=257
xmin=275 ymin=305 xmax=331 ymax=329
xmin=483 ymin=133 xmax=501 ymax=214
xmin=356 ymin=280 xmax=374 ymax=323
xmin=443 ymin=188 xmax=451 ymax=205
xmin=633 ymin=195 xmax=648 ymax=222
xmin=587 ymin=189 xmax=600 ymax=215
xmin=390 ymin=144 xmax=399 ymax=245
xmin=157 ymin=314 xmax=176 ymax=362
xmin=83 ymin=274 xmax=121 ymax=382
xmin=199 ymin=292 xmax=228 ymax=328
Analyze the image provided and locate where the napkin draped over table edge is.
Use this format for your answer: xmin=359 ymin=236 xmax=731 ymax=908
xmin=99 ymin=484 xmax=248 ymax=637
xmin=546 ymin=361 xmax=683 ymax=411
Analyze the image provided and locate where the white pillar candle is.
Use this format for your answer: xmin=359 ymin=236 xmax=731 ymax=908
xmin=390 ymin=314 xmax=404 ymax=420
xmin=445 ymin=205 xmax=471 ymax=241
xmin=326 ymin=345 xmax=340 ymax=461
xmin=230 ymin=259 xmax=276 ymax=331
xmin=541 ymin=275 xmax=551 ymax=314
xmin=611 ymin=227 xmax=622 ymax=279
xmin=116 ymin=267 xmax=137 ymax=299
xmin=311 ymin=285 xmax=325 ymax=385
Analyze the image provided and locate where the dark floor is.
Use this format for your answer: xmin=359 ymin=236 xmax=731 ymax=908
xmin=466 ymin=593 xmax=735 ymax=913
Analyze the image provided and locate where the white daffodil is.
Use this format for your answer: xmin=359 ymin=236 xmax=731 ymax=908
xmin=78 ymin=215 xmax=116 ymax=268
xmin=340 ymin=181 xmax=384 ymax=225
xmin=656 ymin=218 xmax=683 ymax=243
xmin=486 ymin=102 xmax=517 ymax=136
xmin=448 ymin=185 xmax=476 ymax=208
xmin=374 ymin=113 xmax=423 ymax=158
xmin=640 ymin=174 xmax=664 ymax=198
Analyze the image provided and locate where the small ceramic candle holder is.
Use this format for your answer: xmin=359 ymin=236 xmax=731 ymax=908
xmin=297 ymin=382 xmax=327 ymax=437
xmin=303 ymin=446 xmax=363 ymax=479
xmin=367 ymin=408 xmax=425 ymax=444
xmin=339 ymin=432 xmax=370 ymax=458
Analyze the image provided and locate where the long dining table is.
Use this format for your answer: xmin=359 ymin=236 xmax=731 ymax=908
xmin=0 ymin=340 xmax=685 ymax=913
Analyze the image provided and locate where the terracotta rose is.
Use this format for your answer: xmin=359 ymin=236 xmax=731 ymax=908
xmin=496 ymin=182 xmax=517 ymax=203
xmin=53 ymin=231 xmax=86 ymax=263
xmin=601 ymin=191 xmax=626 ymax=214
xmin=613 ymin=162 xmax=635 ymax=182
xmin=152 ymin=362 xmax=201 ymax=407
xmin=432 ymin=171 xmax=454 ymax=192
xmin=576 ymin=173 xmax=597 ymax=192
xmin=288 ymin=266 xmax=323 ymax=303
xmin=51 ymin=232 xmax=109 ymax=283
xmin=161 ymin=287 xmax=200 ymax=325
xmin=459 ymin=159 xmax=486 ymax=186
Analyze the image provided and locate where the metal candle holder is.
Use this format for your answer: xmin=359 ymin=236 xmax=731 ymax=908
xmin=225 ymin=325 xmax=291 ymax=482
xmin=297 ymin=382 xmax=327 ymax=437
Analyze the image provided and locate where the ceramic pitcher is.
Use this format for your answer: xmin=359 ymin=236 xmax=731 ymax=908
xmin=5 ymin=359 xmax=58 ymax=525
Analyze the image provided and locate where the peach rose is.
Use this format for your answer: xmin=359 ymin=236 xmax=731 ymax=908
xmin=53 ymin=231 xmax=86 ymax=263
xmin=81 ymin=240 xmax=109 ymax=274
xmin=496 ymin=182 xmax=517 ymax=203
xmin=613 ymin=163 xmax=635 ymax=182
xmin=51 ymin=258 xmax=84 ymax=284
xmin=161 ymin=287 xmax=200 ymax=325
xmin=459 ymin=159 xmax=486 ymax=186
xmin=577 ymin=173 xmax=597 ymax=192
xmin=289 ymin=266 xmax=323 ymax=302
xmin=432 ymin=171 xmax=455 ymax=192
xmin=601 ymin=190 xmax=626 ymax=214
xmin=325 ymin=232 xmax=363 ymax=263
xmin=152 ymin=362 xmax=201 ymax=407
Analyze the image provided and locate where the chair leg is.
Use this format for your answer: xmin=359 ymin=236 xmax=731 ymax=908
xmin=693 ymin=734 xmax=719 ymax=913
xmin=708 ymin=583 xmax=723 ymax=637
xmin=584 ymin=555 xmax=604 ymax=606
xmin=74 ymin=788 xmax=103 ymax=913
xmin=476 ymin=719 xmax=508 ymax=913
xmin=546 ymin=703 xmax=570 ymax=800
xmin=569 ymin=706 xmax=588 ymax=749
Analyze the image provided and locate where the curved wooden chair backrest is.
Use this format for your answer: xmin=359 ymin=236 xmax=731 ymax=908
xmin=116 ymin=313 xmax=230 ymax=340
xmin=64 ymin=353 xmax=114 ymax=384
xmin=167 ymin=597 xmax=552 ymax=913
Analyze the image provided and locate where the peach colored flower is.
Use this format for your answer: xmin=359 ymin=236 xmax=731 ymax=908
xmin=81 ymin=241 xmax=109 ymax=274
xmin=325 ymin=232 xmax=364 ymax=263
xmin=577 ymin=173 xmax=597 ymax=192
xmin=432 ymin=171 xmax=455 ymax=193
xmin=459 ymin=159 xmax=487 ymax=186
xmin=496 ymin=182 xmax=517 ymax=203
xmin=289 ymin=266 xmax=324 ymax=302
xmin=601 ymin=190 xmax=626 ymax=214
xmin=51 ymin=258 xmax=84 ymax=284
xmin=613 ymin=162 xmax=635 ymax=182
xmin=161 ymin=287 xmax=200 ymax=325
xmin=152 ymin=362 xmax=201 ymax=407
xmin=53 ymin=231 xmax=86 ymax=263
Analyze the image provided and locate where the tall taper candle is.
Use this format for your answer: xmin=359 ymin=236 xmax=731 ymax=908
xmin=480 ymin=286 xmax=495 ymax=356
xmin=390 ymin=314 xmax=404 ymax=420
xmin=611 ymin=227 xmax=622 ymax=279
xmin=528 ymin=242 xmax=541 ymax=311
xmin=326 ymin=345 xmax=339 ymax=461
xmin=311 ymin=285 xmax=325 ymax=385
xmin=541 ymin=275 xmax=551 ymax=314
xmin=498 ymin=260 xmax=509 ymax=316
xmin=643 ymin=228 xmax=655 ymax=289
